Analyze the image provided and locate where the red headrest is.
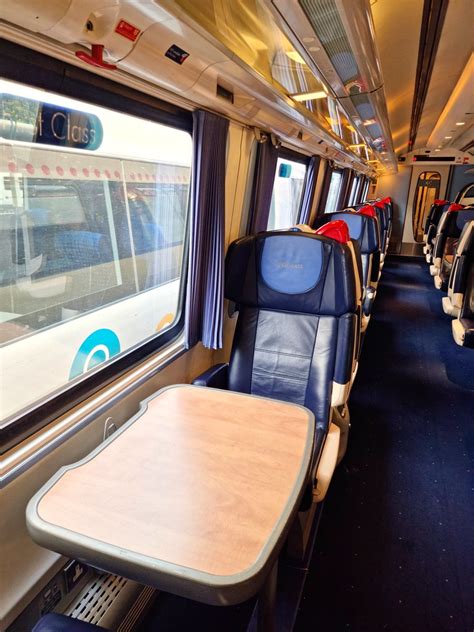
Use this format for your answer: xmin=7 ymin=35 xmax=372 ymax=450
xmin=315 ymin=220 xmax=350 ymax=244
xmin=448 ymin=203 xmax=464 ymax=212
xmin=434 ymin=199 xmax=449 ymax=205
xmin=380 ymin=197 xmax=392 ymax=204
xmin=356 ymin=204 xmax=377 ymax=218
xmin=374 ymin=201 xmax=385 ymax=209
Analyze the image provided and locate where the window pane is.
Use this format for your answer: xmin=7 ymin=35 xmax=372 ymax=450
xmin=268 ymin=157 xmax=307 ymax=230
xmin=348 ymin=176 xmax=359 ymax=206
xmin=325 ymin=171 xmax=342 ymax=213
xmin=0 ymin=79 xmax=192 ymax=424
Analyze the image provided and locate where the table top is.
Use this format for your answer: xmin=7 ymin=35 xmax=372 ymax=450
xmin=27 ymin=385 xmax=314 ymax=605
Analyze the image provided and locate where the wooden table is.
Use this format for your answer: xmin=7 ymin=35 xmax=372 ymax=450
xmin=27 ymin=385 xmax=314 ymax=628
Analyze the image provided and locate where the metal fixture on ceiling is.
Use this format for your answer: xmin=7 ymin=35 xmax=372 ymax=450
xmin=264 ymin=0 xmax=398 ymax=173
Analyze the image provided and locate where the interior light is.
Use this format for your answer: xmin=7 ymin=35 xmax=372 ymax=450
xmin=286 ymin=51 xmax=306 ymax=64
xmin=456 ymin=121 xmax=465 ymax=126
xmin=349 ymin=143 xmax=366 ymax=149
xmin=434 ymin=149 xmax=441 ymax=152
xmin=445 ymin=136 xmax=452 ymax=139
xmin=363 ymin=119 xmax=376 ymax=126
xmin=292 ymin=90 xmax=327 ymax=101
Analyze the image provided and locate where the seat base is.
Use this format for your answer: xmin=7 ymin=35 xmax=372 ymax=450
xmin=452 ymin=318 xmax=474 ymax=348
xmin=442 ymin=296 xmax=459 ymax=317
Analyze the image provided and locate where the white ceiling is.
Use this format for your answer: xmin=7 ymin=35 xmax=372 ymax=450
xmin=371 ymin=0 xmax=473 ymax=157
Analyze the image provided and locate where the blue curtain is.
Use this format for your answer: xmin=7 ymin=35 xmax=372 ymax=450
xmin=299 ymin=155 xmax=320 ymax=224
xmin=185 ymin=110 xmax=229 ymax=350
xmin=247 ymin=138 xmax=279 ymax=233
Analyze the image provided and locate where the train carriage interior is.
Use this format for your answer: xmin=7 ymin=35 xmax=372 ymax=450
xmin=0 ymin=0 xmax=473 ymax=631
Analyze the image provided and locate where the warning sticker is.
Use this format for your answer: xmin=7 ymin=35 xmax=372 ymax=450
xmin=115 ymin=20 xmax=141 ymax=42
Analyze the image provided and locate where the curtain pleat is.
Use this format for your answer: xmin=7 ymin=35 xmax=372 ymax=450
xmin=185 ymin=110 xmax=229 ymax=349
xmin=247 ymin=140 xmax=279 ymax=233
xmin=299 ymin=155 xmax=320 ymax=224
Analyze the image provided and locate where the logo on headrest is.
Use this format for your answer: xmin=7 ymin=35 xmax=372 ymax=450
xmin=277 ymin=261 xmax=303 ymax=270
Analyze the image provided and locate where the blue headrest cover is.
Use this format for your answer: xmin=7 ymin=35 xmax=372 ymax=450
xmin=225 ymin=231 xmax=357 ymax=316
xmin=316 ymin=211 xmax=380 ymax=253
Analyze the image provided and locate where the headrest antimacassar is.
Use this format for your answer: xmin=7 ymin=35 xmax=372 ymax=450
xmin=380 ymin=197 xmax=392 ymax=204
xmin=356 ymin=204 xmax=377 ymax=218
xmin=315 ymin=220 xmax=350 ymax=243
xmin=448 ymin=203 xmax=464 ymax=212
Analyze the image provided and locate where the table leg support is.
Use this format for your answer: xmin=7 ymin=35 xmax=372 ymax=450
xmin=257 ymin=560 xmax=278 ymax=632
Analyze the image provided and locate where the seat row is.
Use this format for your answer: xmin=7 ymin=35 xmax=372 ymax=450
xmin=422 ymin=200 xmax=474 ymax=348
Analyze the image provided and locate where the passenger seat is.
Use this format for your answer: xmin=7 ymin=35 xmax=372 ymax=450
xmin=423 ymin=199 xmax=450 ymax=263
xmin=193 ymin=229 xmax=360 ymax=497
xmin=442 ymin=221 xmax=474 ymax=317
xmin=431 ymin=205 xmax=474 ymax=288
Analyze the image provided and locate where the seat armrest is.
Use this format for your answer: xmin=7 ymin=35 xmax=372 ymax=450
xmin=192 ymin=363 xmax=229 ymax=389
xmin=313 ymin=423 xmax=340 ymax=503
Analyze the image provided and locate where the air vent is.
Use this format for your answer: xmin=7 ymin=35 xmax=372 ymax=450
xmin=67 ymin=574 xmax=127 ymax=624
xmin=216 ymin=84 xmax=234 ymax=103
xmin=299 ymin=0 xmax=359 ymax=88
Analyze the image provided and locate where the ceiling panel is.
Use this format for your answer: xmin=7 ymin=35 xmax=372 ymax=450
xmin=371 ymin=0 xmax=424 ymax=156
xmin=415 ymin=0 xmax=472 ymax=149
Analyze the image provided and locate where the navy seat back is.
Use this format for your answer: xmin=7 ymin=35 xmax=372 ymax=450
xmin=448 ymin=221 xmax=474 ymax=297
xmin=433 ymin=206 xmax=474 ymax=263
xmin=225 ymin=231 xmax=358 ymax=432
xmin=424 ymin=200 xmax=450 ymax=238
xmin=313 ymin=211 xmax=380 ymax=291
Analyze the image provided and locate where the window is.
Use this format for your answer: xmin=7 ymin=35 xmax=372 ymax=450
xmin=325 ymin=171 xmax=343 ymax=213
xmin=267 ymin=155 xmax=307 ymax=230
xmin=0 ymin=79 xmax=192 ymax=429
xmin=348 ymin=176 xmax=360 ymax=206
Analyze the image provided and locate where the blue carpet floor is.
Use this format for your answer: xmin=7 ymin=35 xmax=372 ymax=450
xmin=140 ymin=256 xmax=474 ymax=631
xmin=295 ymin=256 xmax=474 ymax=632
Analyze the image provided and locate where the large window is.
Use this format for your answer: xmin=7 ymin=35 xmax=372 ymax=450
xmin=0 ymin=79 xmax=192 ymax=428
xmin=267 ymin=154 xmax=307 ymax=230
xmin=325 ymin=171 xmax=343 ymax=213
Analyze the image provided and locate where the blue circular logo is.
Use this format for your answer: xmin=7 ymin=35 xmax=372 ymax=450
xmin=69 ymin=329 xmax=121 ymax=380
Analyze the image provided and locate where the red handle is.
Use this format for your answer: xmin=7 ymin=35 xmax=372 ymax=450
xmin=75 ymin=44 xmax=117 ymax=70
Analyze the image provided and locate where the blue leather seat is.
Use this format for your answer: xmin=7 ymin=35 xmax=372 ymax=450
xmin=32 ymin=613 xmax=109 ymax=632
xmin=431 ymin=205 xmax=474 ymax=289
xmin=193 ymin=230 xmax=359 ymax=478
xmin=423 ymin=199 xmax=450 ymax=262
xmin=442 ymin=221 xmax=474 ymax=317
xmin=353 ymin=200 xmax=389 ymax=258
xmin=313 ymin=210 xmax=380 ymax=323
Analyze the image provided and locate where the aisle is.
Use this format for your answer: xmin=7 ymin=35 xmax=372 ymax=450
xmin=295 ymin=256 xmax=474 ymax=632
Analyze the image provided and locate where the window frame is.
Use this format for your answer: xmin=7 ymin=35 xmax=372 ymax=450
xmin=1 ymin=41 xmax=193 ymax=454
xmin=324 ymin=168 xmax=344 ymax=213
xmin=266 ymin=146 xmax=310 ymax=230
